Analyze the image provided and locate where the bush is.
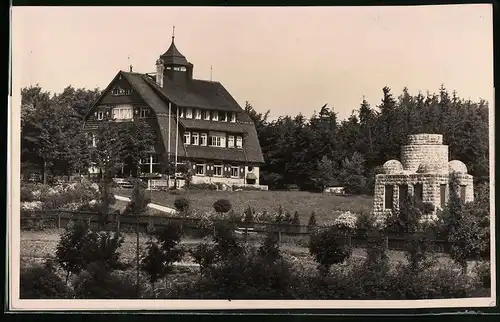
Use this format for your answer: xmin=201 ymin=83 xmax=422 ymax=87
xmin=20 ymin=261 xmax=72 ymax=299
xmin=388 ymin=263 xmax=474 ymax=299
xmin=173 ymin=197 xmax=190 ymax=212
xmin=473 ymin=261 xmax=491 ymax=288
xmin=189 ymin=183 xmax=218 ymax=190
xmin=309 ymin=226 xmax=352 ymax=276
xmin=213 ymin=199 xmax=232 ymax=214
xmin=73 ymin=262 xmax=137 ymax=299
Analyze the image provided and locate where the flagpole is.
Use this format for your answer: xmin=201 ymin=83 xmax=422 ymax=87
xmin=168 ymin=102 xmax=171 ymax=158
xmin=175 ymin=105 xmax=179 ymax=187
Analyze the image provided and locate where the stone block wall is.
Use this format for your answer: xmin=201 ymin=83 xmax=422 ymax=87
xmin=373 ymin=172 xmax=474 ymax=221
xmin=400 ymin=134 xmax=449 ymax=172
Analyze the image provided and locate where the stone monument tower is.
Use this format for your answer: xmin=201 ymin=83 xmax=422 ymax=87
xmin=372 ymin=134 xmax=474 ymax=221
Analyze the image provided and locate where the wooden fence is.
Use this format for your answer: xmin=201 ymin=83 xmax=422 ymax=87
xmin=20 ymin=210 xmax=452 ymax=252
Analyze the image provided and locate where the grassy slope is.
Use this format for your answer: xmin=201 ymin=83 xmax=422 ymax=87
xmin=114 ymin=189 xmax=373 ymax=224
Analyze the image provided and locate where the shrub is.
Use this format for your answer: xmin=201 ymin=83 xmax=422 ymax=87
xmin=190 ymin=241 xmax=217 ymax=275
xmin=141 ymin=223 xmax=185 ymax=291
xmin=404 ymin=232 xmax=437 ymax=271
xmin=21 ymin=186 xmax=35 ymax=202
xmin=333 ymin=211 xmax=357 ymax=234
xmin=173 ymin=197 xmax=190 ymax=212
xmin=213 ymin=199 xmax=232 ymax=214
xmin=473 ymin=261 xmax=491 ymax=288
xmin=307 ymin=211 xmax=317 ymax=229
xmin=56 ymin=221 xmax=125 ymax=283
xmin=20 ymin=261 xmax=72 ymax=299
xmin=388 ymin=263 xmax=474 ymax=299
xmin=73 ymin=262 xmax=137 ymax=299
xmin=189 ymin=183 xmax=218 ymax=190
xmin=309 ymin=226 xmax=352 ymax=276
xmin=291 ymin=211 xmax=300 ymax=225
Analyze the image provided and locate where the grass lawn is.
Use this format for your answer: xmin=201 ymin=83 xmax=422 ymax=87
xmin=114 ymin=189 xmax=373 ymax=224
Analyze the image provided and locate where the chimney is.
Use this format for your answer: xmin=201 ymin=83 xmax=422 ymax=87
xmin=129 ymin=65 xmax=133 ymax=72
xmin=155 ymin=59 xmax=164 ymax=87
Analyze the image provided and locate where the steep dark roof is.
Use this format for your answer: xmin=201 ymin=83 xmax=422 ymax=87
xmin=185 ymin=145 xmax=248 ymax=163
xmin=160 ymin=38 xmax=189 ymax=66
xmin=180 ymin=119 xmax=247 ymax=134
xmin=143 ymin=76 xmax=242 ymax=112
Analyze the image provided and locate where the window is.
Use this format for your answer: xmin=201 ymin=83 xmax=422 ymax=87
xmin=399 ymin=184 xmax=408 ymax=209
xmin=414 ymin=183 xmax=423 ymax=205
xmin=186 ymin=108 xmax=193 ymax=119
xmin=460 ymin=185 xmax=466 ymax=203
xmin=195 ymin=164 xmax=205 ymax=175
xmin=220 ymin=111 xmax=227 ymax=122
xmin=236 ymin=136 xmax=243 ymax=148
xmin=440 ymin=184 xmax=447 ymax=208
xmin=200 ymin=133 xmax=207 ymax=146
xmin=195 ymin=109 xmax=202 ymax=120
xmin=184 ymin=132 xmax=191 ymax=145
xmin=140 ymin=107 xmax=149 ymax=118
xmin=112 ymin=104 xmax=133 ymax=120
xmin=192 ymin=132 xmax=199 ymax=145
xmin=214 ymin=165 xmax=223 ymax=176
xmin=139 ymin=155 xmax=160 ymax=174
xmin=231 ymin=166 xmax=239 ymax=178
xmin=203 ymin=110 xmax=210 ymax=121
xmin=97 ymin=111 xmax=104 ymax=120
xmin=179 ymin=108 xmax=185 ymax=118
xmin=210 ymin=136 xmax=222 ymax=147
xmin=230 ymin=112 xmax=236 ymax=123
xmin=228 ymin=136 xmax=235 ymax=148
xmin=125 ymin=89 xmax=132 ymax=95
xmin=211 ymin=111 xmax=219 ymax=121
xmin=384 ymin=185 xmax=394 ymax=210
xmin=173 ymin=66 xmax=187 ymax=72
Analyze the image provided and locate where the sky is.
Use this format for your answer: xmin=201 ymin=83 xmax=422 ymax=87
xmin=11 ymin=5 xmax=494 ymax=121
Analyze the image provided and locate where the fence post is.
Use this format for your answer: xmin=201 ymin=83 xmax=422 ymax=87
xmin=58 ymin=213 xmax=61 ymax=230
xmin=385 ymin=236 xmax=389 ymax=250
xmin=347 ymin=233 xmax=352 ymax=248
xmin=116 ymin=215 xmax=121 ymax=235
xmin=278 ymin=229 xmax=282 ymax=246
xmin=244 ymin=227 xmax=248 ymax=243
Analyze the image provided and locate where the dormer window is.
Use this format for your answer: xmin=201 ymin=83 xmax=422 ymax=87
xmin=179 ymin=108 xmax=185 ymax=118
xmin=203 ymin=110 xmax=210 ymax=121
xmin=211 ymin=111 xmax=219 ymax=121
xmin=230 ymin=112 xmax=237 ymax=123
xmin=195 ymin=109 xmax=202 ymax=120
xmin=186 ymin=108 xmax=193 ymax=119
xmin=221 ymin=111 xmax=228 ymax=122
xmin=236 ymin=136 xmax=243 ymax=148
xmin=140 ymin=107 xmax=150 ymax=118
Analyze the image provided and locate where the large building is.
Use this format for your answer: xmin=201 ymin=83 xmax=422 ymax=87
xmin=372 ymin=134 xmax=473 ymax=220
xmin=84 ymin=34 xmax=265 ymax=188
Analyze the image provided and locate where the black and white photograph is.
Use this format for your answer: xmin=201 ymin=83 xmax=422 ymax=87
xmin=8 ymin=4 xmax=495 ymax=310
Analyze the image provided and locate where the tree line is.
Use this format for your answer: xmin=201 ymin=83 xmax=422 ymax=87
xmin=20 ymin=84 xmax=489 ymax=193
xmin=245 ymin=85 xmax=489 ymax=192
